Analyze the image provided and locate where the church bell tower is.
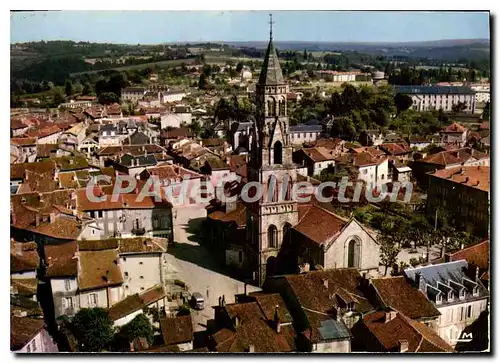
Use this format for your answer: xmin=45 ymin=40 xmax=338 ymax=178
xmin=246 ymin=14 xmax=299 ymax=286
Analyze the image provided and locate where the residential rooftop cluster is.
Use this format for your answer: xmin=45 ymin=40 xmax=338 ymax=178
xmin=10 ymin=19 xmax=490 ymax=354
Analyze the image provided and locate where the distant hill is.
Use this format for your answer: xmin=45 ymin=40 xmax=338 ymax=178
xmin=222 ymin=39 xmax=490 ymax=61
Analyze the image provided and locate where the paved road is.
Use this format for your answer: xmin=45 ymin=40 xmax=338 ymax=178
xmin=165 ymin=205 xmax=260 ymax=332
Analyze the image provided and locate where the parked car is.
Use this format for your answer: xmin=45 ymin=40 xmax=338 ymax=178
xmin=191 ymin=292 xmax=205 ymax=310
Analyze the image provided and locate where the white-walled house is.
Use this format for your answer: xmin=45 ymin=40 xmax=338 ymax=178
xmin=289 ymin=124 xmax=322 ymax=145
xmin=107 ymin=284 xmax=168 ymax=327
xmin=76 ymin=189 xmax=174 ymax=240
xmin=11 ymin=315 xmax=59 ymax=353
xmin=45 ymin=242 xmax=125 ymax=318
xmin=335 ymin=152 xmax=390 ymax=189
xmin=292 ymin=147 xmax=336 ymax=177
xmin=404 ymin=260 xmax=489 ymax=347
xmin=161 ymin=89 xmax=187 ymax=103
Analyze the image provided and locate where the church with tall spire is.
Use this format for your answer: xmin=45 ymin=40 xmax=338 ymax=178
xmin=246 ymin=14 xmax=299 ymax=286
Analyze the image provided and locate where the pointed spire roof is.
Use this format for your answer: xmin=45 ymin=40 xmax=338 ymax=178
xmin=258 ymin=15 xmax=285 ymax=86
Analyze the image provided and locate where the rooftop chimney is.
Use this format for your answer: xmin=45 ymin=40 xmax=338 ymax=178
xmin=274 ymin=305 xmax=281 ymax=333
xmin=322 ymin=278 xmax=329 ymax=290
xmin=399 ymin=340 xmax=409 ymax=353
xmin=385 ymin=310 xmax=397 ymax=323
xmin=233 ymin=316 xmax=240 ymax=328
xmin=248 ymin=344 xmax=255 ymax=353
xmin=415 ymin=272 xmax=424 ymax=291
xmin=15 ymin=243 xmax=22 ymax=256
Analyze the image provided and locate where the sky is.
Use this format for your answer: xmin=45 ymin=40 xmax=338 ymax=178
xmin=10 ymin=11 xmax=490 ymax=44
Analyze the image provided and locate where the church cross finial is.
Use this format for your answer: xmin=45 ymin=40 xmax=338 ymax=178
xmin=269 ymin=13 xmax=274 ymax=41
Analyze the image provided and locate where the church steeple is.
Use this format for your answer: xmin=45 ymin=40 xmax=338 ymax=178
xmin=258 ymin=14 xmax=285 ymax=86
xmin=245 ymin=14 xmax=299 ymax=287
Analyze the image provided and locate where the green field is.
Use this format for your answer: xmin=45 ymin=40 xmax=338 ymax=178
xmin=69 ymin=58 xmax=198 ymax=76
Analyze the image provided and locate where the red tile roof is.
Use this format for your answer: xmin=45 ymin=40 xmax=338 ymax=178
xmin=362 ymin=311 xmax=454 ymax=352
xmin=371 ymin=276 xmax=441 ymax=320
xmin=302 ymin=147 xmax=336 ymax=162
xmin=207 ymin=201 xmax=247 ymax=228
xmin=145 ymin=164 xmax=202 ymax=181
xmin=337 ymin=151 xmax=387 ymax=167
xmin=107 ymin=285 xmax=166 ymax=321
xmin=11 ymin=241 xmax=39 ymax=273
xmin=442 ymin=122 xmax=467 ymax=133
xmin=213 ymin=300 xmax=297 ymax=352
xmin=378 ymin=143 xmax=412 ymax=156
xmin=11 ymin=119 xmax=28 ymax=130
xmin=10 ymin=315 xmax=46 ymax=351
xmin=11 ymin=137 xmax=37 ymax=146
xmin=11 ymin=159 xmax=56 ymax=180
xmin=480 ymin=121 xmax=490 ymax=130
xmin=447 ymin=240 xmax=489 ymax=271
xmin=431 ymin=166 xmax=490 ymax=192
xmin=160 ymin=315 xmax=193 ymax=346
xmin=294 ymin=204 xmax=348 ymax=245
xmin=26 ymin=125 xmax=62 ymax=139
xmin=76 ymin=185 xmax=171 ymax=211
xmin=44 ymin=241 xmax=78 ymax=278
xmin=78 ymin=249 xmax=123 ymax=291
xmin=420 ymin=151 xmax=462 ymax=166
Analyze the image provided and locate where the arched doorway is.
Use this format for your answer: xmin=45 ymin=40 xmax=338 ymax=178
xmin=268 ymin=225 xmax=278 ymax=248
xmin=273 ymin=141 xmax=283 ymax=165
xmin=347 ymin=238 xmax=361 ymax=268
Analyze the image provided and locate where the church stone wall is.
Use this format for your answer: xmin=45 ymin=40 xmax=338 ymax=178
xmin=324 ymin=220 xmax=380 ymax=273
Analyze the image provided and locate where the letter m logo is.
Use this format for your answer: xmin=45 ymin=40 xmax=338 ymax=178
xmin=461 ymin=332 xmax=473 ymax=340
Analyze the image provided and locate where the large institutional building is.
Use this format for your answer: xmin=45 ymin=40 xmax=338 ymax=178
xmin=395 ymin=86 xmax=476 ymax=114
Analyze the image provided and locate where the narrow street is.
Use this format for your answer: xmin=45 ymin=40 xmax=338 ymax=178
xmin=165 ymin=205 xmax=260 ymax=332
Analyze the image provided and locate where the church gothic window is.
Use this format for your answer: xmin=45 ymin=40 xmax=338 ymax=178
xmin=267 ymin=98 xmax=276 ymax=117
xmin=282 ymin=174 xmax=292 ymax=200
xmin=283 ymin=223 xmax=292 ymax=244
xmin=268 ymin=176 xmax=279 ymax=202
xmin=273 ymin=141 xmax=283 ymax=165
xmin=268 ymin=225 xmax=278 ymax=248
xmin=279 ymin=99 xmax=286 ymax=116
xmin=347 ymin=238 xmax=361 ymax=268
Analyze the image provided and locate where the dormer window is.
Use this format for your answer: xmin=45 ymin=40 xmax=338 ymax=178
xmin=473 ymin=286 xmax=479 ymax=297
xmin=459 ymin=289 xmax=466 ymax=300
xmin=346 ymin=303 xmax=355 ymax=312
xmin=447 ymin=291 xmax=454 ymax=302
xmin=436 ymin=294 xmax=442 ymax=305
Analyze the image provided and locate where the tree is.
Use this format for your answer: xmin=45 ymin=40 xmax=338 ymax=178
xmin=198 ymin=74 xmax=206 ymax=90
xmin=115 ymin=314 xmax=154 ymax=350
xmin=51 ymin=89 xmax=66 ymax=107
xmin=236 ymin=62 xmax=243 ymax=73
xmin=481 ymin=101 xmax=490 ymax=120
xmin=379 ymin=232 xmax=401 ymax=275
xmin=98 ymin=92 xmax=119 ymax=105
xmin=177 ymin=304 xmax=191 ymax=316
xmin=71 ymin=308 xmax=114 ymax=352
xmin=65 ymin=80 xmax=73 ymax=96
xmin=394 ymin=93 xmax=413 ymax=114
xmin=188 ymin=119 xmax=202 ymax=136
xmin=452 ymin=101 xmax=467 ymax=114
